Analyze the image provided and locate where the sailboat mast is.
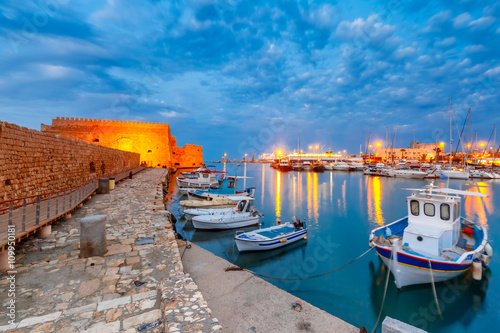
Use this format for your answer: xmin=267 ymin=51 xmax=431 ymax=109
xmin=493 ymin=125 xmax=497 ymax=167
xmin=385 ymin=127 xmax=388 ymax=164
xmin=449 ymin=99 xmax=452 ymax=167
xmin=467 ymin=108 xmax=470 ymax=161
xmin=298 ymin=130 xmax=300 ymax=161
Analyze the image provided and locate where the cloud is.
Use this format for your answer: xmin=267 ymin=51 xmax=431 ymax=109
xmin=453 ymin=12 xmax=472 ymax=28
xmin=464 ymin=44 xmax=487 ymax=53
xmin=159 ymin=111 xmax=186 ymax=118
xmin=434 ymin=37 xmax=456 ymax=47
xmin=468 ymin=16 xmax=497 ymax=30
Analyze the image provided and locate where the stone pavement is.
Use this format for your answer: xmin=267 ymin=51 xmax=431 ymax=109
xmin=0 ymin=169 xmax=220 ymax=332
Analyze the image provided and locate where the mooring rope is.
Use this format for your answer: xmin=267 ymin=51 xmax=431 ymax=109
xmin=428 ymin=258 xmax=443 ymax=319
xmin=371 ymin=248 xmax=393 ymax=333
xmin=224 ymin=247 xmax=374 ymax=281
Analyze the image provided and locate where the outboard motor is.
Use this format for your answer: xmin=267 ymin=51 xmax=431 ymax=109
xmin=250 ymin=206 xmax=263 ymax=217
xmin=237 ymin=201 xmax=245 ymax=212
xmin=292 ymin=216 xmax=303 ymax=230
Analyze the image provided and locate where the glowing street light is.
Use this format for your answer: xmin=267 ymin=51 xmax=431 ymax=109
xmin=376 ymin=142 xmax=381 ymax=147
xmin=277 ymin=150 xmax=283 ymax=156
xmin=479 ymin=142 xmax=485 ymax=147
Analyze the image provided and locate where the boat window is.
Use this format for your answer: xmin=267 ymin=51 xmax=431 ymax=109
xmin=440 ymin=204 xmax=450 ymax=221
xmin=202 ymin=174 xmax=209 ymax=178
xmin=454 ymin=203 xmax=460 ymax=220
xmin=410 ymin=200 xmax=419 ymax=216
xmin=424 ymin=203 xmax=435 ymax=217
xmin=228 ymin=181 xmax=235 ymax=188
xmin=218 ymin=180 xmax=223 ymax=186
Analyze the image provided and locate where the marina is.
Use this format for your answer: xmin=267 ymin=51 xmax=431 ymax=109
xmin=170 ymin=162 xmax=500 ymax=332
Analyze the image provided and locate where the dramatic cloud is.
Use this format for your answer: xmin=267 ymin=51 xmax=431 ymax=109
xmin=0 ymin=0 xmax=499 ymax=159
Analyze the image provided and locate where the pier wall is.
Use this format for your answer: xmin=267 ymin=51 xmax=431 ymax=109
xmin=0 ymin=121 xmax=140 ymax=202
xmin=41 ymin=117 xmax=203 ymax=168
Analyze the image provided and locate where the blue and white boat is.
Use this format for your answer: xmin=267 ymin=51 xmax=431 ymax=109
xmin=369 ymin=185 xmax=493 ymax=288
xmin=234 ymin=217 xmax=307 ymax=252
xmin=187 ymin=175 xmax=255 ymax=201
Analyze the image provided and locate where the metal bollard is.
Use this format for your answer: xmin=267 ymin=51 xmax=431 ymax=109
xmin=97 ymin=178 xmax=110 ymax=194
xmin=79 ymin=215 xmax=108 ymax=258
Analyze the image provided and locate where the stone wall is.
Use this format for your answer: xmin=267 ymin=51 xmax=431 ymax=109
xmin=173 ymin=144 xmax=204 ymax=168
xmin=41 ymin=117 xmax=203 ymax=168
xmin=0 ymin=121 xmax=140 ymax=202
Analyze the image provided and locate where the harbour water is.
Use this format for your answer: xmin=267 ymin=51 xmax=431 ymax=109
xmin=169 ymin=163 xmax=500 ymax=332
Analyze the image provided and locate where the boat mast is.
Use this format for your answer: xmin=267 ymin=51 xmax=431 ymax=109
xmin=298 ymin=130 xmax=300 ymax=161
xmin=493 ymin=125 xmax=497 ymax=167
xmin=385 ymin=127 xmax=388 ymax=165
xmin=449 ymin=99 xmax=452 ymax=167
xmin=467 ymin=108 xmax=470 ymax=163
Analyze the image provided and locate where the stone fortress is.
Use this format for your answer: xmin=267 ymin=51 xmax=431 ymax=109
xmin=41 ymin=117 xmax=203 ymax=169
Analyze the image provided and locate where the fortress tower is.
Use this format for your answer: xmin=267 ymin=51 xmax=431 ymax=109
xmin=41 ymin=117 xmax=203 ymax=168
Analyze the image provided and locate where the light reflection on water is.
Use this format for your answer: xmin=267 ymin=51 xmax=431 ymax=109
xmin=171 ymin=164 xmax=500 ymax=333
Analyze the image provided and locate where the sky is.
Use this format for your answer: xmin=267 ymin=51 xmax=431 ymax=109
xmin=0 ymin=0 xmax=499 ymax=160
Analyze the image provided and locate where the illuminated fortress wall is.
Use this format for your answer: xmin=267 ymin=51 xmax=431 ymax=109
xmin=0 ymin=121 xmax=140 ymax=202
xmin=41 ymin=117 xmax=203 ymax=168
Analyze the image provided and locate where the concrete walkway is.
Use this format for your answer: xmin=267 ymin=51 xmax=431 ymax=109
xmin=181 ymin=243 xmax=359 ymax=333
xmin=0 ymin=169 xmax=218 ymax=333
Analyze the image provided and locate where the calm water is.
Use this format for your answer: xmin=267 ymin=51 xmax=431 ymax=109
xmin=169 ymin=163 xmax=500 ymax=332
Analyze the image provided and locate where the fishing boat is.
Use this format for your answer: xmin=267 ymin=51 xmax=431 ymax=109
xmin=302 ymin=161 xmax=313 ymax=170
xmin=184 ymin=196 xmax=250 ymax=220
xmin=234 ymin=217 xmax=307 ymax=252
xmin=176 ymin=170 xmax=220 ymax=191
xmin=180 ymin=165 xmax=210 ymax=178
xmin=386 ymin=168 xmax=427 ymax=179
xmin=440 ymin=168 xmax=470 ymax=179
xmin=332 ymin=161 xmax=350 ymax=171
xmin=369 ymin=185 xmax=492 ymax=288
xmin=350 ymin=162 xmax=365 ymax=171
xmin=364 ymin=163 xmax=390 ymax=176
xmin=192 ymin=197 xmax=263 ymax=230
xmin=187 ymin=175 xmax=255 ymax=200
xmin=276 ymin=160 xmax=293 ymax=172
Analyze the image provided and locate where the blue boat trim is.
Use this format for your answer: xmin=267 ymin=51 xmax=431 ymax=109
xmin=375 ymin=245 xmax=471 ymax=273
xmin=258 ymin=230 xmax=307 ymax=246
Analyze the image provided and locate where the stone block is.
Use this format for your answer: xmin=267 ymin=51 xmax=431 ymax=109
xmin=122 ymin=309 xmax=161 ymax=330
xmin=382 ymin=317 xmax=427 ymax=333
xmin=80 ymin=215 xmax=107 ymax=258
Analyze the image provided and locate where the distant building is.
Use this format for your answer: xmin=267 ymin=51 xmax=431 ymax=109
xmin=374 ymin=142 xmax=444 ymax=162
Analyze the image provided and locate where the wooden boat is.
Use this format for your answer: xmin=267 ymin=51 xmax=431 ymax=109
xmin=184 ymin=196 xmax=250 ymax=220
xmin=234 ymin=218 xmax=307 ymax=252
xmin=192 ymin=197 xmax=263 ymax=230
xmin=176 ymin=170 xmax=220 ymax=189
xmin=187 ymin=176 xmax=255 ymax=200
xmin=369 ymin=185 xmax=492 ymax=288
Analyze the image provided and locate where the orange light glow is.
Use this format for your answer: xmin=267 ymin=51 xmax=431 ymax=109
xmin=479 ymin=143 xmax=485 ymax=147
xmin=466 ymin=144 xmax=472 ymax=148
xmin=440 ymin=142 xmax=445 ymax=147
xmin=307 ymin=172 xmax=312 ymax=221
xmin=367 ymin=176 xmax=385 ymax=225
xmin=313 ymin=172 xmax=319 ymax=222
xmin=277 ymin=150 xmax=283 ymax=156
xmin=376 ymin=142 xmax=381 ymax=147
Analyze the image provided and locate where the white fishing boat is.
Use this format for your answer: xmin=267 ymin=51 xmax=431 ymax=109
xmin=302 ymin=161 xmax=313 ymax=170
xmin=332 ymin=161 xmax=350 ymax=171
xmin=234 ymin=217 xmax=307 ymax=252
xmin=364 ymin=163 xmax=390 ymax=176
xmin=184 ymin=197 xmax=251 ymax=220
xmin=440 ymin=168 xmax=469 ymax=179
xmin=369 ymin=185 xmax=492 ymax=288
xmin=192 ymin=197 xmax=263 ymax=230
xmin=324 ymin=163 xmax=334 ymax=170
xmin=292 ymin=162 xmax=303 ymax=171
xmin=176 ymin=170 xmax=220 ymax=189
xmin=350 ymin=162 xmax=365 ymax=171
xmin=386 ymin=168 xmax=427 ymax=179
xmin=469 ymin=169 xmax=498 ymax=179
xmin=181 ymin=165 xmax=209 ymax=178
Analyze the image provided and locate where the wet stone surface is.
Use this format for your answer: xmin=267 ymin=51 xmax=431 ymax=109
xmin=0 ymin=169 xmax=219 ymax=332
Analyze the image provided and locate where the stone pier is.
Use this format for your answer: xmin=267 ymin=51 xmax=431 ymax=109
xmin=0 ymin=169 xmax=218 ymax=333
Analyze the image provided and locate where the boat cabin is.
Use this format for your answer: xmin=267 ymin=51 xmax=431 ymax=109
xmin=228 ymin=196 xmax=254 ymax=212
xmin=402 ymin=190 xmax=462 ymax=256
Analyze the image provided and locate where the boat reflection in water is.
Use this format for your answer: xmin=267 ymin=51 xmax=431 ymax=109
xmin=369 ymin=260 xmax=489 ymax=332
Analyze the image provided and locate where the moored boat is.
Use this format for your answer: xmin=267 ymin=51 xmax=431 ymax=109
xmin=386 ymin=168 xmax=427 ymax=179
xmin=369 ymin=185 xmax=492 ymax=288
xmin=234 ymin=217 xmax=307 ymax=252
xmin=192 ymin=197 xmax=263 ymax=230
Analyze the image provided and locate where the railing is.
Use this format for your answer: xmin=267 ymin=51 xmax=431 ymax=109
xmin=0 ymin=165 xmax=146 ymax=250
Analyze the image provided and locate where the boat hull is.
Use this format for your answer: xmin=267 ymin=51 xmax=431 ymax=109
xmin=440 ymin=170 xmax=469 ymax=179
xmin=375 ymin=245 xmax=472 ymax=288
xmin=192 ymin=215 xmax=260 ymax=230
xmin=235 ymin=228 xmax=307 ymax=251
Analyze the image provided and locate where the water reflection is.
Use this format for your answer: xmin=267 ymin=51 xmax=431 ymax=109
xmin=464 ymin=181 xmax=492 ymax=226
xmin=313 ymin=172 xmax=319 ymax=223
xmin=369 ymin=260 xmax=489 ymax=332
xmin=276 ymin=170 xmax=281 ymax=218
xmin=307 ymin=172 xmax=312 ymax=221
xmin=261 ymin=164 xmax=265 ymax=207
xmin=366 ymin=176 xmax=385 ymax=225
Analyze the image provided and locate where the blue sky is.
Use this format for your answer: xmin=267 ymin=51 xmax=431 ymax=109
xmin=0 ymin=0 xmax=499 ymax=160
